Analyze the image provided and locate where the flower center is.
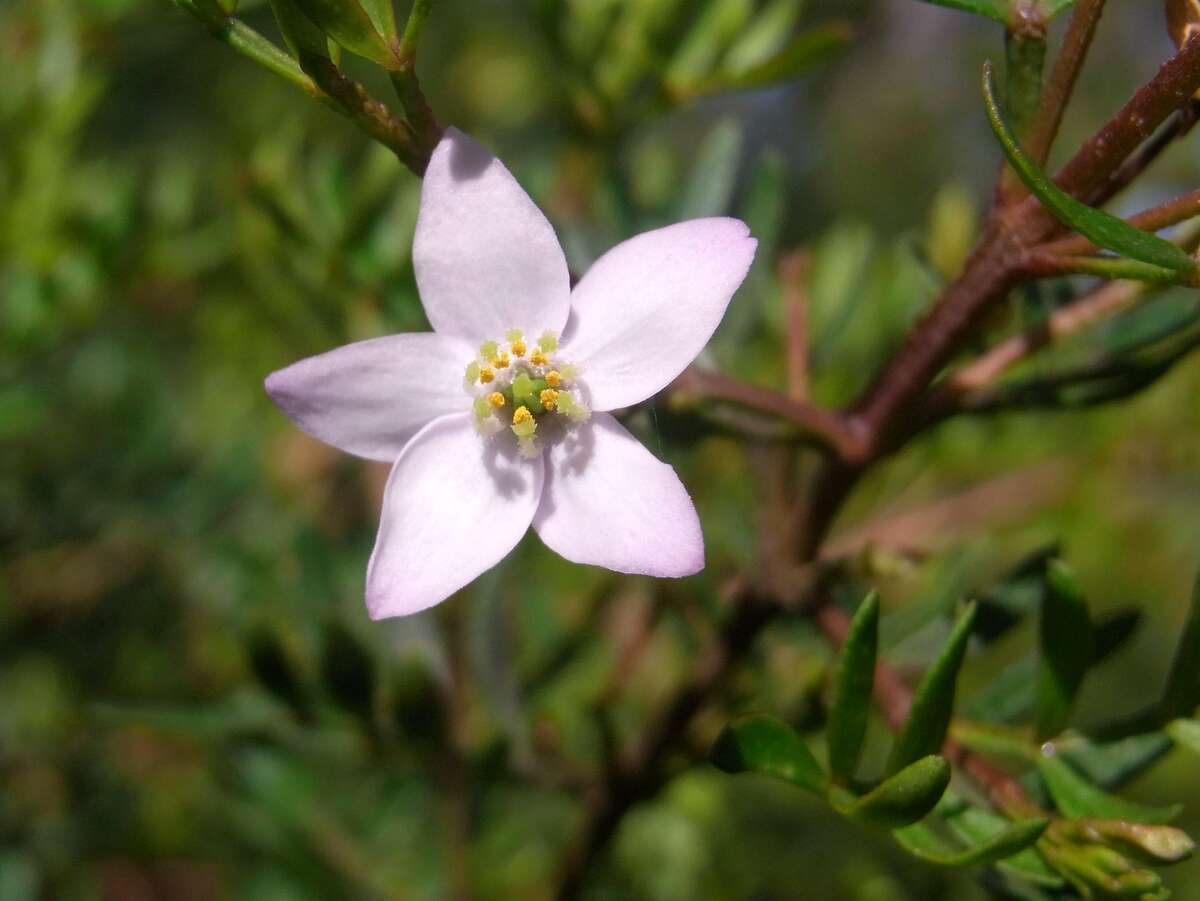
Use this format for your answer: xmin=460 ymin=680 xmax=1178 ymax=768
xmin=463 ymin=328 xmax=590 ymax=458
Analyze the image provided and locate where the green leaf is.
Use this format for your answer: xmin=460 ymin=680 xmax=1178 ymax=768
xmin=913 ymin=0 xmax=1010 ymax=25
xmin=944 ymin=800 xmax=1066 ymax=888
xmin=676 ymin=121 xmax=743 ymax=220
xmin=1168 ymin=718 xmax=1200 ymax=754
xmin=827 ymin=591 xmax=880 ymax=782
xmin=319 ymin=620 xmax=377 ymax=725
xmin=268 ymin=0 xmax=331 ymax=62
xmin=691 ymin=23 xmax=852 ymax=96
xmin=982 ymin=62 xmax=1197 ymax=275
xmin=722 ymin=0 xmax=804 ymax=75
xmin=359 ymin=0 xmax=397 ymax=44
xmin=888 ymin=603 xmax=976 ymax=774
xmin=1160 ymin=573 xmax=1200 ymax=721
xmin=1038 ymin=754 xmax=1182 ymax=824
xmin=291 ymin=0 xmax=397 ymax=67
xmin=1061 ymin=733 xmax=1173 ymax=790
xmin=1036 ymin=0 xmax=1076 ymax=19
xmin=1036 ymin=560 xmax=1093 ymax=740
xmin=710 ymin=714 xmax=826 ymax=795
xmin=842 ymin=755 xmax=951 ymax=829
xmin=894 ymin=817 xmax=1049 ymax=866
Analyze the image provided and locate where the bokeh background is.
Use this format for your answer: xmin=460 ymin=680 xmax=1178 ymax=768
xmin=2 ymin=0 xmax=1199 ymax=898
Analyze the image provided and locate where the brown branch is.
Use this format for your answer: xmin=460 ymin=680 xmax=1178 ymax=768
xmin=780 ymin=252 xmax=812 ymax=402
xmin=1085 ymin=103 xmax=1200 ymax=209
xmin=671 ymin=367 xmax=866 ymax=460
xmin=1023 ymin=0 xmax=1106 ymax=169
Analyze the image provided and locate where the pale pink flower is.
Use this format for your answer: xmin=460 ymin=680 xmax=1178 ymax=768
xmin=265 ymin=129 xmax=757 ymax=618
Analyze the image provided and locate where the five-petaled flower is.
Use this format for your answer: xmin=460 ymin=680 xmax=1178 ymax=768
xmin=265 ymin=128 xmax=756 ymax=619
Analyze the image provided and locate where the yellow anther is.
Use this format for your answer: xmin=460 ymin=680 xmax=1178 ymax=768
xmin=511 ymin=339 xmax=527 ymax=357
xmin=487 ymin=391 xmax=506 ymax=409
xmin=529 ymin=349 xmax=548 ymax=366
xmin=539 ymin=388 xmax=559 ymax=410
xmin=544 ymin=370 xmax=562 ymax=388
xmin=492 ymin=354 xmax=511 ymax=369
xmin=512 ymin=406 xmax=533 ymax=425
xmin=479 ymin=367 xmax=495 ymax=384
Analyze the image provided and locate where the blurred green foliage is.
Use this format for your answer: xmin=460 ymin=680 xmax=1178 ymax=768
xmin=3 ymin=0 xmax=1200 ymax=899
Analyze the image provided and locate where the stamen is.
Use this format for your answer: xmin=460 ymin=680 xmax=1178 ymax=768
xmin=544 ymin=370 xmax=561 ymax=388
xmin=529 ymin=349 xmax=548 ymax=366
xmin=539 ymin=388 xmax=558 ymax=411
xmin=487 ymin=391 xmax=506 ymax=409
xmin=511 ymin=339 xmax=527 ymax=357
xmin=479 ymin=367 xmax=495 ymax=384
xmin=511 ymin=405 xmax=537 ymax=438
xmin=492 ymin=353 xmax=511 ymax=369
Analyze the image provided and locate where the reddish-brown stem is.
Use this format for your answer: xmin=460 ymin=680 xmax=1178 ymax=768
xmin=779 ymin=252 xmax=812 ymax=402
xmin=1023 ymin=0 xmax=1107 ymax=169
xmin=1085 ymin=104 xmax=1200 ymax=209
xmin=673 ymin=367 xmax=865 ymax=460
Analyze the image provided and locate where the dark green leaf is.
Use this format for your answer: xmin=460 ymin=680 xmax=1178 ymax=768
xmin=291 ymin=0 xmax=397 ymax=67
xmin=1036 ymin=560 xmax=1093 ymax=740
xmin=676 ymin=121 xmax=742 ymax=220
xmin=1061 ymin=733 xmax=1173 ymax=790
xmin=982 ymin=62 xmax=1197 ymax=275
xmin=248 ymin=626 xmax=313 ymax=723
xmin=1038 ymin=754 xmax=1182 ymax=824
xmin=888 ymin=603 xmax=977 ymax=774
xmin=1160 ymin=573 xmax=1200 ymax=720
xmin=944 ymin=800 xmax=1065 ymax=888
xmin=320 ymin=620 xmax=377 ymax=724
xmin=843 ymin=755 xmax=951 ymax=829
xmin=269 ymin=0 xmax=331 ymax=59
xmin=827 ymin=591 xmax=880 ymax=782
xmin=894 ymin=817 xmax=1048 ymax=866
xmin=710 ymin=714 xmax=826 ymax=795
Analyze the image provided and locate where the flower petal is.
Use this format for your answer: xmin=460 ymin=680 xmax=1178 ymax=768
xmin=533 ymin=413 xmax=703 ymax=577
xmin=367 ymin=413 xmax=542 ymax=618
xmin=264 ymin=333 xmax=472 ymax=462
xmin=414 ymin=128 xmax=571 ymax=342
xmin=561 ymin=218 xmax=756 ymax=411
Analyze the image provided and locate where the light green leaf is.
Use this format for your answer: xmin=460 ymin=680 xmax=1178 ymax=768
xmin=827 ymin=591 xmax=880 ymax=782
xmin=1160 ymin=573 xmax=1200 ymax=720
xmin=944 ymin=799 xmax=1066 ymax=888
xmin=722 ymin=0 xmax=804 ymax=75
xmin=1168 ymin=718 xmax=1200 ymax=754
xmin=691 ymin=24 xmax=851 ymax=97
xmin=913 ymin=0 xmax=1009 ymax=25
xmin=982 ymin=62 xmax=1197 ymax=275
xmin=888 ymin=603 xmax=976 ymax=774
xmin=360 ymin=0 xmax=397 ymax=44
xmin=291 ymin=0 xmax=397 ymax=67
xmin=1036 ymin=0 xmax=1076 ymax=19
xmin=676 ymin=120 xmax=742 ymax=220
xmin=842 ymin=755 xmax=951 ymax=829
xmin=1062 ymin=733 xmax=1173 ymax=790
xmin=710 ymin=714 xmax=826 ymax=795
xmin=1036 ymin=560 xmax=1093 ymax=740
xmin=894 ymin=817 xmax=1049 ymax=866
xmin=1039 ymin=754 xmax=1182 ymax=824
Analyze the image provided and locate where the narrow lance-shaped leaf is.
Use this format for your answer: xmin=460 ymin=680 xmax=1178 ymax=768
xmin=291 ymin=0 xmax=398 ymax=67
xmin=839 ymin=755 xmax=951 ymax=829
xmin=269 ymin=0 xmax=331 ymax=60
xmin=359 ymin=0 xmax=397 ymax=44
xmin=1159 ymin=571 xmax=1200 ymax=720
xmin=1036 ymin=560 xmax=1093 ymax=740
xmin=710 ymin=714 xmax=826 ymax=795
xmin=912 ymin=0 xmax=1009 ymax=25
xmin=827 ymin=591 xmax=879 ymax=782
xmin=888 ymin=602 xmax=977 ymax=774
xmin=1168 ymin=718 xmax=1200 ymax=754
xmin=1038 ymin=754 xmax=1182 ymax=824
xmin=894 ymin=817 xmax=1049 ymax=866
xmin=688 ymin=23 xmax=852 ymax=97
xmin=982 ymin=61 xmax=1197 ymax=275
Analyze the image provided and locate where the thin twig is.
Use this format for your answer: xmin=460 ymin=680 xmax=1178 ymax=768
xmin=779 ymin=251 xmax=812 ymax=401
xmin=1024 ymin=0 xmax=1107 ymax=169
xmin=1085 ymin=104 xmax=1200 ymax=209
